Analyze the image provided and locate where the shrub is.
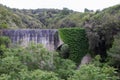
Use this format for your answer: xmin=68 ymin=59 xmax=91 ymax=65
xmin=0 ymin=69 xmax=59 ymax=80
xmin=68 ymin=64 xmax=118 ymax=80
xmin=68 ymin=55 xmax=119 ymax=80
xmin=108 ymin=33 xmax=120 ymax=69
xmin=0 ymin=74 xmax=10 ymax=80
xmin=0 ymin=43 xmax=76 ymax=80
xmin=0 ymin=36 xmax=10 ymax=56
xmin=0 ymin=56 xmax=27 ymax=74
xmin=0 ymin=44 xmax=59 ymax=79
xmin=7 ymin=44 xmax=58 ymax=71
xmin=18 ymin=70 xmax=59 ymax=80
xmin=0 ymin=36 xmax=10 ymax=46
xmin=108 ymin=33 xmax=120 ymax=59
xmin=0 ymin=22 xmax=8 ymax=29
xmin=54 ymin=58 xmax=76 ymax=79
xmin=59 ymin=28 xmax=89 ymax=64
xmin=57 ymin=44 xmax=70 ymax=59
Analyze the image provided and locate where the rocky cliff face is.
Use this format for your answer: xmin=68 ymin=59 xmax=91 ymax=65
xmin=1 ymin=29 xmax=60 ymax=50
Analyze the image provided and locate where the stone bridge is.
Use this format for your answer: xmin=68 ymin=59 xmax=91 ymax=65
xmin=1 ymin=29 xmax=63 ymax=51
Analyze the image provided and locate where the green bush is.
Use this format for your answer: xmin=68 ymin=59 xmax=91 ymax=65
xmin=0 ymin=44 xmax=59 ymax=79
xmin=68 ymin=55 xmax=119 ymax=80
xmin=0 ymin=22 xmax=8 ymax=29
xmin=0 ymin=43 xmax=76 ymax=79
xmin=0 ymin=36 xmax=10 ymax=55
xmin=0 ymin=56 xmax=26 ymax=74
xmin=108 ymin=33 xmax=120 ymax=69
xmin=59 ymin=28 xmax=89 ymax=64
xmin=0 ymin=36 xmax=10 ymax=47
xmin=57 ymin=44 xmax=70 ymax=59
xmin=5 ymin=44 xmax=58 ymax=71
xmin=54 ymin=58 xmax=76 ymax=79
xmin=18 ymin=70 xmax=59 ymax=80
xmin=0 ymin=74 xmax=10 ymax=80
xmin=0 ymin=69 xmax=59 ymax=80
xmin=68 ymin=64 xmax=118 ymax=80
xmin=108 ymin=33 xmax=120 ymax=59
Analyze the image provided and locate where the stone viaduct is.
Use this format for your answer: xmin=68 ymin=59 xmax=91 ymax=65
xmin=1 ymin=29 xmax=63 ymax=50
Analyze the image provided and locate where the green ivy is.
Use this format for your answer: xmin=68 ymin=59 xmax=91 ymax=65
xmin=59 ymin=28 xmax=89 ymax=64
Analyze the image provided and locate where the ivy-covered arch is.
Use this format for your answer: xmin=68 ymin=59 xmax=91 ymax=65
xmin=59 ymin=28 xmax=89 ymax=64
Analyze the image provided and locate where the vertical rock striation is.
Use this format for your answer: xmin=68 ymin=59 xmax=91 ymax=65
xmin=1 ymin=29 xmax=60 ymax=51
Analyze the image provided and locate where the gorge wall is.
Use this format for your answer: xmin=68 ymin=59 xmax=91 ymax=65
xmin=1 ymin=29 xmax=61 ymax=51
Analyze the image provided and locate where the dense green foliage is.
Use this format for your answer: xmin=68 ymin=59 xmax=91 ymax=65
xmin=0 ymin=4 xmax=80 ymax=29
xmin=0 ymin=4 xmax=94 ymax=29
xmin=0 ymin=4 xmax=120 ymax=30
xmin=68 ymin=55 xmax=119 ymax=80
xmin=84 ymin=4 xmax=120 ymax=60
xmin=0 ymin=36 xmax=10 ymax=46
xmin=108 ymin=33 xmax=120 ymax=59
xmin=0 ymin=43 xmax=119 ymax=80
xmin=57 ymin=44 xmax=70 ymax=59
xmin=108 ymin=33 xmax=120 ymax=70
xmin=0 ymin=44 xmax=118 ymax=80
xmin=69 ymin=64 xmax=118 ymax=80
xmin=68 ymin=64 xmax=118 ymax=80
xmin=0 ymin=43 xmax=76 ymax=80
xmin=0 ymin=36 xmax=10 ymax=55
xmin=0 ymin=4 xmax=24 ymax=29
xmin=59 ymin=28 xmax=89 ymax=64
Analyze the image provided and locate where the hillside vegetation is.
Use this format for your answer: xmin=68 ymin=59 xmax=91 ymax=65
xmin=1 ymin=4 xmax=120 ymax=29
xmin=0 ymin=4 xmax=93 ymax=29
xmin=0 ymin=3 xmax=120 ymax=79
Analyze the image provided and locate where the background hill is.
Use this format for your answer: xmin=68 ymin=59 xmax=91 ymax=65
xmin=0 ymin=4 xmax=92 ymax=29
xmin=0 ymin=4 xmax=120 ymax=29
